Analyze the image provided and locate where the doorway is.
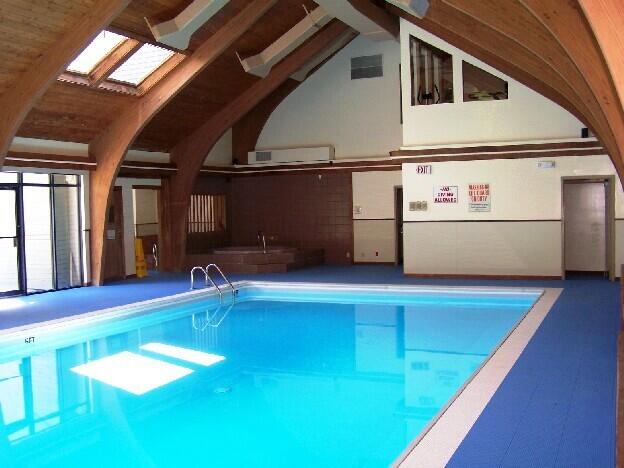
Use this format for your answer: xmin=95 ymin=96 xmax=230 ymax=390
xmin=562 ymin=177 xmax=614 ymax=279
xmin=395 ymin=186 xmax=403 ymax=265
xmin=132 ymin=186 xmax=161 ymax=271
xmin=103 ymin=187 xmax=125 ymax=281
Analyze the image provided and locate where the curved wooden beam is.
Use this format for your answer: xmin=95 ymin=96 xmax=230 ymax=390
xmin=0 ymin=0 xmax=130 ymax=166
xmin=443 ymin=0 xmax=619 ymax=177
xmin=578 ymin=0 xmax=624 ymax=111
xmin=521 ymin=0 xmax=624 ymax=177
xmin=88 ymin=0 xmax=278 ymax=285
xmin=160 ymin=20 xmax=352 ymax=271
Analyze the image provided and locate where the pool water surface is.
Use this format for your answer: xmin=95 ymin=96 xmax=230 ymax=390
xmin=0 ymin=283 xmax=541 ymax=467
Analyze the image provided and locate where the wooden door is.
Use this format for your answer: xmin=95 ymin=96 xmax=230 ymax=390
xmin=103 ymin=187 xmax=125 ymax=281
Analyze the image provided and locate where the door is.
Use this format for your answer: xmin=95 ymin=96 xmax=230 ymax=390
xmin=0 ymin=188 xmax=22 ymax=295
xmin=395 ymin=187 xmax=404 ymax=265
xmin=103 ymin=188 xmax=125 ymax=281
xmin=563 ymin=181 xmax=607 ymax=273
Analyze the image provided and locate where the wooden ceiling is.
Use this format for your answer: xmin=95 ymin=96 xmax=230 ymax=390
xmin=3 ymin=0 xmax=623 ymax=179
xmin=15 ymin=0 xmax=317 ymax=152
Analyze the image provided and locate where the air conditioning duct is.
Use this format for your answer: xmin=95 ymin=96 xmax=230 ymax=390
xmin=248 ymin=146 xmax=335 ymax=165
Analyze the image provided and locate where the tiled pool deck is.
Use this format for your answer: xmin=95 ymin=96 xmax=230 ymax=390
xmin=0 ymin=265 xmax=618 ymax=467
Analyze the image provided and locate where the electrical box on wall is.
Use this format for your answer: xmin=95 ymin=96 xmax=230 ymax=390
xmin=409 ymin=201 xmax=428 ymax=211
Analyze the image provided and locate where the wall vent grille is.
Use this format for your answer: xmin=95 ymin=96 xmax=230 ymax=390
xmin=351 ymin=54 xmax=383 ymax=79
xmin=255 ymin=151 xmax=272 ymax=162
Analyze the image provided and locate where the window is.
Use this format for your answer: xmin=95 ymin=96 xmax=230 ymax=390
xmin=188 ymin=194 xmax=226 ymax=233
xmin=67 ymin=31 xmax=126 ymax=74
xmin=109 ymin=43 xmax=174 ymax=86
xmin=462 ymin=61 xmax=508 ymax=101
xmin=410 ymin=36 xmax=453 ymax=105
xmin=351 ymin=54 xmax=383 ymax=79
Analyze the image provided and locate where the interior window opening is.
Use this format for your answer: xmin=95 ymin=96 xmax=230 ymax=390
xmin=410 ymin=35 xmax=454 ymax=106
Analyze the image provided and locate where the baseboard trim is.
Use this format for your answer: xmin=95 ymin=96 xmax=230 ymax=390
xmin=404 ymin=273 xmax=561 ymax=280
xmin=354 ymin=261 xmax=396 ymax=265
xmin=125 ymin=274 xmax=137 ymax=279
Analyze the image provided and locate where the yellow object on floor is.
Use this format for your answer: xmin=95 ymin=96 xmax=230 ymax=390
xmin=135 ymin=238 xmax=148 ymax=278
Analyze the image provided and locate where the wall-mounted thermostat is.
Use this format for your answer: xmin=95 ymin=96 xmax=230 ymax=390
xmin=353 ymin=205 xmax=362 ymax=215
xmin=409 ymin=201 xmax=428 ymax=211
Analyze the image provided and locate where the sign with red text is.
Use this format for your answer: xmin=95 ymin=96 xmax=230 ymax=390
xmin=468 ymin=183 xmax=491 ymax=212
xmin=433 ymin=185 xmax=458 ymax=203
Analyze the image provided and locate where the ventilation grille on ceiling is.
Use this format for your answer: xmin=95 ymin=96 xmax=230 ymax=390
xmin=351 ymin=54 xmax=383 ymax=79
xmin=255 ymin=151 xmax=272 ymax=162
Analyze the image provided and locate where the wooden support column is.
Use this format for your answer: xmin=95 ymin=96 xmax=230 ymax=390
xmin=160 ymin=20 xmax=352 ymax=271
xmin=0 ymin=0 xmax=130 ymax=166
xmin=88 ymin=0 xmax=278 ymax=285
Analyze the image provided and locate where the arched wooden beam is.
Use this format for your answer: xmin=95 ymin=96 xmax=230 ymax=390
xmin=443 ymin=0 xmax=620 ymax=178
xmin=232 ymin=79 xmax=301 ymax=164
xmin=521 ymin=0 xmax=624 ymax=178
xmin=346 ymin=0 xmax=400 ymax=38
xmin=579 ymin=0 xmax=624 ymax=110
xmin=0 ymin=0 xmax=130 ymax=166
xmin=160 ymin=20 xmax=352 ymax=271
xmin=88 ymin=0 xmax=278 ymax=286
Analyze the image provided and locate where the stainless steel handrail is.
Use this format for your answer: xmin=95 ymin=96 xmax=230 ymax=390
xmin=190 ymin=266 xmax=207 ymax=290
xmin=205 ymin=263 xmax=236 ymax=296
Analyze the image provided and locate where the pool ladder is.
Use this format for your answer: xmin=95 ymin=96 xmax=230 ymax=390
xmin=190 ymin=264 xmax=237 ymax=301
xmin=190 ymin=264 xmax=236 ymax=331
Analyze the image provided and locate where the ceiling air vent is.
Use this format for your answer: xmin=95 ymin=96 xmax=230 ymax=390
xmin=255 ymin=151 xmax=272 ymax=162
xmin=351 ymin=54 xmax=383 ymax=79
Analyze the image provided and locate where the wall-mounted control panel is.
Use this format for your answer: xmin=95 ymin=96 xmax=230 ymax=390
xmin=409 ymin=201 xmax=428 ymax=211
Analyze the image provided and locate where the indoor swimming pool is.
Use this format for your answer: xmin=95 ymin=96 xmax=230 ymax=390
xmin=0 ymin=282 xmax=542 ymax=467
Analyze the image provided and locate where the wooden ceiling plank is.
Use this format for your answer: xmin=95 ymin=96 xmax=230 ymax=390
xmin=520 ymin=0 xmax=624 ymax=177
xmin=0 ymin=0 xmax=130 ymax=166
xmin=88 ymin=0 xmax=279 ymax=286
xmin=159 ymin=20 xmax=352 ymax=271
xmin=89 ymin=38 xmax=142 ymax=87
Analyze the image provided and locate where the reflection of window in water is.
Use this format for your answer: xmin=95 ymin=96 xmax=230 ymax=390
xmin=462 ymin=61 xmax=508 ymax=101
xmin=0 ymin=344 xmax=91 ymax=444
xmin=410 ymin=36 xmax=454 ymax=106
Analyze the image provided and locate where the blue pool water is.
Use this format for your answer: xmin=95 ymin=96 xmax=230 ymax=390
xmin=0 ymin=283 xmax=541 ymax=467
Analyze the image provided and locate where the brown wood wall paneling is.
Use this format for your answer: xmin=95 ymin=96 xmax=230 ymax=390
xmin=228 ymin=172 xmax=353 ymax=265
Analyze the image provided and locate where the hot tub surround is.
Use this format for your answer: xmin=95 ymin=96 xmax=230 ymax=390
xmin=185 ymin=246 xmax=324 ymax=273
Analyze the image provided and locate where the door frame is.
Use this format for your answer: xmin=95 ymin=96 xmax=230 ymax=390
xmin=0 ymin=185 xmax=24 ymax=296
xmin=560 ymin=175 xmax=615 ymax=280
xmin=132 ymin=184 xmax=162 ymax=271
xmin=394 ymin=185 xmax=403 ymax=266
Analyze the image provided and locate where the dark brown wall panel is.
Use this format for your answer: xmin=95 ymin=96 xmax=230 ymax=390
xmin=229 ymin=172 xmax=353 ymax=264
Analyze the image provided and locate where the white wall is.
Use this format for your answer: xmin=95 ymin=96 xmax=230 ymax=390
xmin=133 ymin=188 xmax=159 ymax=237
xmin=204 ymin=128 xmax=232 ymax=166
xmin=352 ymin=171 xmax=402 ymax=262
xmin=257 ymin=35 xmax=402 ymax=159
xmin=399 ymin=19 xmax=583 ymax=148
xmin=401 ymin=155 xmax=624 ymax=276
xmin=115 ymin=178 xmax=161 ymax=276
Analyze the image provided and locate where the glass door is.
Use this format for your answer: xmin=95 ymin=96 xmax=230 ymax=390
xmin=0 ymin=187 xmax=22 ymax=296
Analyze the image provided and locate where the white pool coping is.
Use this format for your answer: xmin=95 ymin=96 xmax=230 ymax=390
xmin=393 ymin=287 xmax=561 ymax=467
xmin=0 ymin=280 xmax=557 ymax=467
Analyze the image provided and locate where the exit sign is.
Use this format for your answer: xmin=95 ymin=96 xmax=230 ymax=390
xmin=415 ymin=164 xmax=432 ymax=174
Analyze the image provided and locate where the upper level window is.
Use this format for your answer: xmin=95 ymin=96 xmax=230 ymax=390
xmin=67 ymin=31 xmax=126 ymax=74
xmin=410 ymin=36 xmax=453 ymax=106
xmin=108 ymin=44 xmax=174 ymax=86
xmin=462 ymin=61 xmax=508 ymax=101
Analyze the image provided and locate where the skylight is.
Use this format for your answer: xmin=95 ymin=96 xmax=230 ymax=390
xmin=67 ymin=31 xmax=127 ymax=74
xmin=109 ymin=43 xmax=175 ymax=85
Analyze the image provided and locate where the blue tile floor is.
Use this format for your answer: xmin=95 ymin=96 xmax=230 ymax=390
xmin=0 ymin=265 xmax=618 ymax=467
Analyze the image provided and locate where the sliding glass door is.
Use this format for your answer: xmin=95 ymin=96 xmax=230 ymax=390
xmin=0 ymin=171 xmax=83 ymax=296
xmin=0 ymin=187 xmax=21 ymax=296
